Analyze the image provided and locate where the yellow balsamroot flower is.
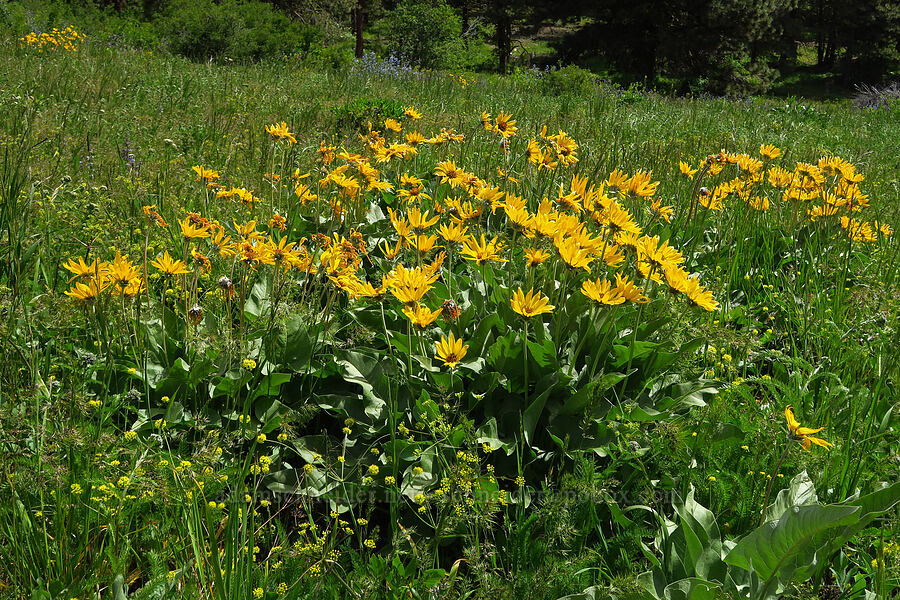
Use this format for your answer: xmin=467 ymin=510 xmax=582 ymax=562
xmin=548 ymin=130 xmax=578 ymax=166
xmin=107 ymin=253 xmax=141 ymax=289
xmin=623 ymin=170 xmax=659 ymax=200
xmin=435 ymin=333 xmax=468 ymax=368
xmin=405 ymin=106 xmax=423 ymax=120
xmin=504 ymin=191 xmax=526 ymax=211
xmin=437 ymin=222 xmax=469 ymax=243
xmin=403 ymin=303 xmax=442 ymax=328
xmin=808 ymin=202 xmax=840 ymax=220
xmin=120 ymin=277 xmax=145 ymax=298
xmin=759 ymin=144 xmax=782 ymax=160
xmin=568 ymin=173 xmax=596 ymax=205
xmin=261 ymin=237 xmax=301 ymax=271
xmin=355 ymin=158 xmax=378 ymax=179
xmin=555 ymin=235 xmax=594 ymax=272
xmin=397 ymin=185 xmax=438 ymax=205
xmin=218 ymin=186 xmax=259 ymax=208
xmin=785 ymin=405 xmax=832 ymax=450
xmin=294 ymin=183 xmax=318 ymax=205
xmin=268 ymin=214 xmax=287 ymax=231
xmin=387 ymin=207 xmax=412 ymax=238
xmin=682 ymin=276 xmax=718 ymax=312
xmin=179 ymin=217 xmax=210 ymax=239
xmin=581 ymin=277 xmax=625 ymax=306
xmin=150 ymin=251 xmax=191 ymax=276
xmin=208 ymin=228 xmax=237 ymax=259
xmin=613 ymin=272 xmax=650 ymax=304
xmin=63 ymin=256 xmax=105 ymax=282
xmin=65 ymin=277 xmax=109 ymax=302
xmin=524 ymin=248 xmax=551 ymax=267
xmin=875 ymin=221 xmax=893 ymax=237
xmin=317 ymin=140 xmax=336 ymax=165
xmin=405 ymin=131 xmax=425 ymax=145
xmin=556 ymin=190 xmax=583 ymax=214
xmin=265 ymin=121 xmax=297 ymax=144
xmin=525 ymin=138 xmax=542 ymax=165
xmin=405 ymin=234 xmax=440 ymax=254
xmin=526 ymin=210 xmax=555 ymax=238
xmin=539 ymin=147 xmax=559 ymax=171
xmin=368 ymin=178 xmax=394 ymax=192
xmin=407 ymin=206 xmax=440 ymax=231
xmin=767 ymin=166 xmax=794 ymax=188
xmin=679 ymin=161 xmax=698 ymax=179
xmin=380 ymin=239 xmax=403 ymax=260
xmin=600 ymin=201 xmax=642 ymax=238
xmin=648 ymin=198 xmax=675 ymax=222
xmin=794 ymin=162 xmax=825 ymax=186
xmin=736 ymin=154 xmax=763 ymax=174
xmin=662 ymin=264 xmax=691 ymax=294
xmin=446 ymin=198 xmax=481 ymax=224
xmin=234 ymin=219 xmax=261 ymax=240
xmin=434 ymin=160 xmax=464 ymax=185
xmin=506 ymin=205 xmax=534 ymax=235
xmin=510 ymin=287 xmax=554 ymax=318
xmin=459 ymin=234 xmax=508 ymax=265
xmin=663 ymin=265 xmax=719 ymax=311
xmin=337 ymin=275 xmax=387 ymax=301
xmin=385 ymin=263 xmax=439 ymax=304
xmin=841 ymin=217 xmax=878 ymax=243
xmin=374 ymin=142 xmax=416 ymax=163
xmin=818 ymin=155 xmax=853 ymax=178
xmin=749 ymin=196 xmax=770 ymax=211
xmin=636 ymin=235 xmax=684 ymax=277
xmin=606 ymin=169 xmax=629 ymax=196
xmin=191 ymin=165 xmax=219 ymax=181
xmin=493 ymin=112 xmax=518 ymax=138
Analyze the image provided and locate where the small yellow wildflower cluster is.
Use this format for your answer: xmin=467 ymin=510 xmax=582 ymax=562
xmin=19 ymin=27 xmax=85 ymax=52
xmin=448 ymin=73 xmax=472 ymax=88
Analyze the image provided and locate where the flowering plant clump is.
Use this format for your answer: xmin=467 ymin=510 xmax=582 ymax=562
xmin=19 ymin=26 xmax=86 ymax=52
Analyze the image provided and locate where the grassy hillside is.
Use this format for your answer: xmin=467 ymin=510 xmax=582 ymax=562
xmin=1 ymin=29 xmax=899 ymax=600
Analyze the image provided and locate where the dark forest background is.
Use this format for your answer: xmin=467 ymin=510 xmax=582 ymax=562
xmin=4 ymin=0 xmax=900 ymax=96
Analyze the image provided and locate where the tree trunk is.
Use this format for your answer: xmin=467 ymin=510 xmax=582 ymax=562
xmin=497 ymin=13 xmax=511 ymax=74
xmin=354 ymin=0 xmax=366 ymax=59
xmin=816 ymin=0 xmax=824 ymax=66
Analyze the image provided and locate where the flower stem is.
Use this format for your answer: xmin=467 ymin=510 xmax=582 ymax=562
xmin=760 ymin=441 xmax=792 ymax=526
xmin=521 ymin=320 xmax=529 ymax=470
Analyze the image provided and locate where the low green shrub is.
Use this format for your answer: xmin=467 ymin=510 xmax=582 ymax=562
xmin=302 ymin=39 xmax=354 ymax=71
xmin=159 ymin=0 xmax=320 ymax=62
xmin=538 ymin=64 xmax=597 ymax=97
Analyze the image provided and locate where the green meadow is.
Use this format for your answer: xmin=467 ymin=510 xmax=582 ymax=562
xmin=1 ymin=26 xmax=899 ymax=600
